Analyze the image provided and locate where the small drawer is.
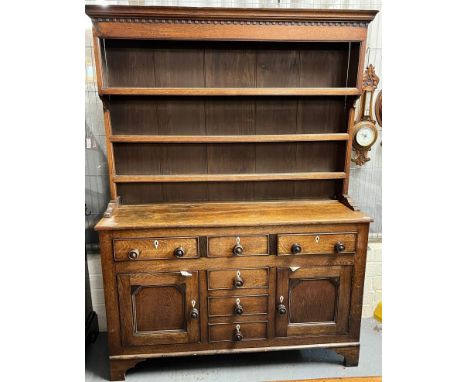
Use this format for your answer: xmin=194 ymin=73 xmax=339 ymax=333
xmin=209 ymin=322 xmax=267 ymax=343
xmin=278 ymin=233 xmax=356 ymax=256
xmin=207 ymin=235 xmax=269 ymax=257
xmin=113 ymin=237 xmax=199 ymax=261
xmin=208 ymin=268 xmax=269 ymax=290
xmin=208 ymin=295 xmax=268 ymax=317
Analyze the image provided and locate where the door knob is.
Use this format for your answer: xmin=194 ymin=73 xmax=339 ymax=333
xmin=233 ymin=237 xmax=244 ymax=255
xmin=234 ymin=270 xmax=244 ymax=288
xmin=234 ymin=298 xmax=244 ymax=315
xmin=128 ymin=249 xmax=140 ymax=260
xmin=334 ymin=242 xmax=346 ymax=253
xmin=291 ymin=243 xmax=302 ymax=254
xmin=234 ymin=324 xmax=243 ymax=341
xmin=277 ymin=295 xmax=287 ymax=315
xmin=174 ymin=247 xmax=185 ymax=258
xmin=190 ymin=300 xmax=199 ymax=319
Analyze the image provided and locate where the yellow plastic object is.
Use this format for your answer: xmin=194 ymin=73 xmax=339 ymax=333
xmin=374 ymin=301 xmax=382 ymax=322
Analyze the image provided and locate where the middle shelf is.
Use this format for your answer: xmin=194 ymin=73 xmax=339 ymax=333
xmin=110 ymin=133 xmax=350 ymax=143
xmin=113 ymin=172 xmax=347 ymax=183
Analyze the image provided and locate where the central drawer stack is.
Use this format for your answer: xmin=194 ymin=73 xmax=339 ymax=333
xmin=207 ymin=237 xmax=270 ymax=341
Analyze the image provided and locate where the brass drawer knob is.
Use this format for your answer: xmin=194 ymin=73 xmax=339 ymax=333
xmin=291 ymin=243 xmax=302 ymax=254
xmin=334 ymin=242 xmax=346 ymax=253
xmin=234 ymin=298 xmax=244 ymax=315
xmin=174 ymin=247 xmax=185 ymax=258
xmin=190 ymin=300 xmax=199 ymax=319
xmin=128 ymin=249 xmax=140 ymax=260
xmin=233 ymin=236 xmax=244 ymax=256
xmin=277 ymin=295 xmax=287 ymax=315
xmin=234 ymin=270 xmax=244 ymax=288
xmin=234 ymin=324 xmax=243 ymax=341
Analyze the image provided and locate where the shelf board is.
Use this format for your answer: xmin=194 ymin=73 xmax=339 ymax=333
xmin=110 ymin=134 xmax=350 ymax=144
xmin=113 ymin=172 xmax=347 ymax=183
xmin=101 ymin=87 xmax=361 ymax=96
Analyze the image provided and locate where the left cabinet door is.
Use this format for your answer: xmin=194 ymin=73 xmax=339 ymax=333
xmin=117 ymin=272 xmax=200 ymax=346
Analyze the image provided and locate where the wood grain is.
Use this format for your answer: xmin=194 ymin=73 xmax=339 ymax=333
xmin=113 ymin=172 xmax=346 ymax=183
xmin=208 ymin=268 xmax=269 ymax=290
xmin=113 ymin=237 xmax=199 ymax=261
xmin=207 ymin=235 xmax=269 ymax=257
xmin=95 ymin=200 xmax=371 ymax=230
xmin=110 ymin=133 xmax=350 ymax=143
xmin=208 ymin=321 xmax=268 ymax=342
xmin=208 ymin=295 xmax=268 ymax=317
xmin=101 ymin=87 xmax=361 ymax=96
xmin=277 ymin=232 xmax=356 ymax=255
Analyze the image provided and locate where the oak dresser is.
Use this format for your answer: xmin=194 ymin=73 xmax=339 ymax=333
xmin=85 ymin=5 xmax=377 ymax=380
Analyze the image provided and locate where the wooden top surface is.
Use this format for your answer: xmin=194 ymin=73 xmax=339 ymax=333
xmin=95 ymin=200 xmax=371 ymax=231
xmin=85 ymin=5 xmax=378 ymax=23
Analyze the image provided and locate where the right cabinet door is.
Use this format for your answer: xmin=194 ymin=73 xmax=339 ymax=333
xmin=275 ymin=266 xmax=352 ymax=337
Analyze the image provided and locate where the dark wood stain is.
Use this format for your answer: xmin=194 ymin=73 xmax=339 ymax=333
xmin=134 ymin=285 xmax=185 ymax=331
xmin=289 ymin=279 xmax=337 ymax=323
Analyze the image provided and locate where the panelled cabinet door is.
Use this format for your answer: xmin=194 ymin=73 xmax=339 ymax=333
xmin=117 ymin=272 xmax=200 ymax=346
xmin=275 ymin=266 xmax=352 ymax=337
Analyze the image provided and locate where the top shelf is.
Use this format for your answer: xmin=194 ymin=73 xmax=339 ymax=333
xmin=100 ymin=87 xmax=361 ymax=97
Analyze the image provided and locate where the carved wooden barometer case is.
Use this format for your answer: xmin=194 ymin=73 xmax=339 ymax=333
xmin=86 ymin=5 xmax=377 ymax=380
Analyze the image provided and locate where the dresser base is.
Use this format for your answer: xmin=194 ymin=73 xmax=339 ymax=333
xmin=108 ymin=343 xmax=360 ymax=380
xmin=110 ymin=359 xmax=146 ymax=381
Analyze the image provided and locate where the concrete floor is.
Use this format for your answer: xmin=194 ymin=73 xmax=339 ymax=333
xmin=86 ymin=318 xmax=381 ymax=381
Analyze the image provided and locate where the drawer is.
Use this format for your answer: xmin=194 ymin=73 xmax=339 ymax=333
xmin=208 ymin=295 xmax=268 ymax=317
xmin=277 ymin=233 xmax=356 ymax=255
xmin=208 ymin=235 xmax=269 ymax=257
xmin=209 ymin=322 xmax=267 ymax=343
xmin=208 ymin=268 xmax=269 ymax=290
xmin=113 ymin=237 xmax=199 ymax=261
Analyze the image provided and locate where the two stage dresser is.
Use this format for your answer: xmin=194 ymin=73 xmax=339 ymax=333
xmin=86 ymin=5 xmax=377 ymax=381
